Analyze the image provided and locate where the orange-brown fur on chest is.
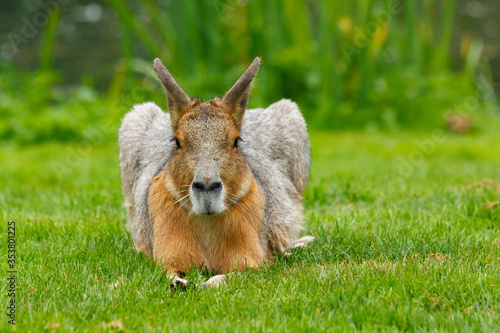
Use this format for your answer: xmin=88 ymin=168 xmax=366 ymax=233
xmin=149 ymin=169 xmax=265 ymax=275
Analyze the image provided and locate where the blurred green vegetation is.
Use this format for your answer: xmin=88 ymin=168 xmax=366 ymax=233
xmin=0 ymin=0 xmax=498 ymax=144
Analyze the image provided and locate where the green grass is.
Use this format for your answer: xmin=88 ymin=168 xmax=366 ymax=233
xmin=1 ymin=130 xmax=500 ymax=331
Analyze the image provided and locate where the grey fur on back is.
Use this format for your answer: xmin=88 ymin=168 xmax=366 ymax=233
xmin=118 ymin=99 xmax=311 ymax=257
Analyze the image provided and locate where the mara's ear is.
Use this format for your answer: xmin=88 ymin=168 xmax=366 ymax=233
xmin=154 ymin=58 xmax=190 ymax=128
xmin=223 ymin=57 xmax=260 ymax=128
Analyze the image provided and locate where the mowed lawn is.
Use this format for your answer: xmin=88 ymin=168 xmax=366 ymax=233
xmin=1 ymin=130 xmax=499 ymax=332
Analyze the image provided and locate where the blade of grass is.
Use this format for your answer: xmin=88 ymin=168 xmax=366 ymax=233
xmin=39 ymin=9 xmax=60 ymax=71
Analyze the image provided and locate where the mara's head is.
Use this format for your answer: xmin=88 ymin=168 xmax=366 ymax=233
xmin=154 ymin=57 xmax=260 ymax=216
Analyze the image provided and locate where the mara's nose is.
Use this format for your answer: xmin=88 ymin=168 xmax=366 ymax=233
xmin=192 ymin=179 xmax=223 ymax=193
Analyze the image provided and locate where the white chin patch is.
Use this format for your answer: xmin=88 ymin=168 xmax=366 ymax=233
xmin=189 ymin=191 xmax=226 ymax=216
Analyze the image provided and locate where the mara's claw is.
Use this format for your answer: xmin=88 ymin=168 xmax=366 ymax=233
xmin=169 ymin=276 xmax=196 ymax=290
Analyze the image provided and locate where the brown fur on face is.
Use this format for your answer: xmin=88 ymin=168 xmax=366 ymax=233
xmin=149 ymin=169 xmax=265 ymax=275
xmin=149 ymin=58 xmax=266 ymax=276
xmin=166 ymin=98 xmax=253 ymax=204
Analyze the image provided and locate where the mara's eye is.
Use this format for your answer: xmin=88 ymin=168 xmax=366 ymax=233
xmin=232 ymin=136 xmax=241 ymax=149
xmin=172 ymin=137 xmax=181 ymax=150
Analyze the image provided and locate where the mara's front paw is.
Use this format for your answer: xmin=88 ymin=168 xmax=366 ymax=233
xmin=292 ymin=235 xmax=315 ymax=248
xmin=169 ymin=275 xmax=195 ymax=290
xmin=202 ymin=274 xmax=227 ymax=288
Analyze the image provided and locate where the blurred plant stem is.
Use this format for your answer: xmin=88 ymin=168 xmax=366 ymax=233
xmin=39 ymin=9 xmax=60 ymax=72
